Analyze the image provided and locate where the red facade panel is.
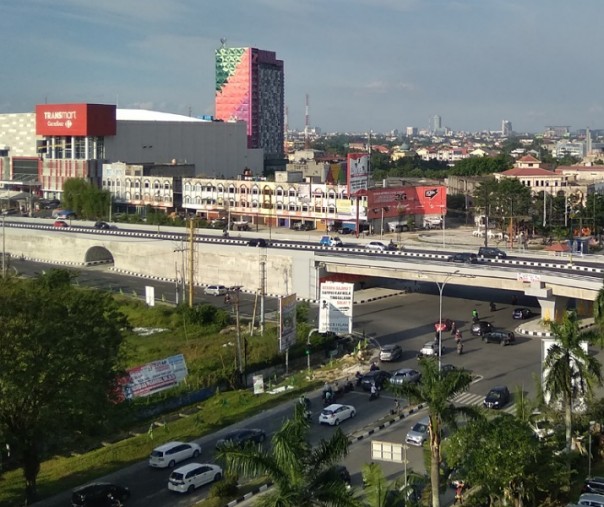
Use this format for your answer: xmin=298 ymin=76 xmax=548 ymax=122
xmin=367 ymin=185 xmax=447 ymax=219
xmin=36 ymin=103 xmax=116 ymax=137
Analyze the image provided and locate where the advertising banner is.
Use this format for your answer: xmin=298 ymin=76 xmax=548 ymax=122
xmin=35 ymin=103 xmax=116 ymax=137
xmin=253 ymin=374 xmax=265 ymax=395
xmin=318 ymin=282 xmax=354 ymax=334
xmin=347 ymin=153 xmax=369 ymax=195
xmin=123 ymin=354 xmax=188 ymax=399
xmin=367 ymin=185 xmax=447 ymax=218
xmin=279 ymin=293 xmax=297 ymax=352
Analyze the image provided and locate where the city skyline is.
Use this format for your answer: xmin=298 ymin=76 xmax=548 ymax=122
xmin=2 ymin=0 xmax=604 ymax=134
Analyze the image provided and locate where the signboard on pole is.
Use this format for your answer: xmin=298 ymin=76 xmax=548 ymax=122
xmin=145 ymin=285 xmax=155 ymax=306
xmin=253 ymin=374 xmax=265 ymax=395
xmin=123 ymin=354 xmax=188 ymax=399
xmin=279 ymin=293 xmax=297 ymax=352
xmin=318 ymin=282 xmax=354 ymax=334
xmin=371 ymin=440 xmax=405 ymax=463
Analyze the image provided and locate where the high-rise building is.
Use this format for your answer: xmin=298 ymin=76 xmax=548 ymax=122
xmin=215 ymin=47 xmax=284 ymax=162
xmin=502 ymin=120 xmax=512 ymax=136
xmin=429 ymin=115 xmax=442 ymax=133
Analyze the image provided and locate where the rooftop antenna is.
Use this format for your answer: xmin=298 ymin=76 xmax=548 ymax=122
xmin=220 ymin=37 xmax=227 ymax=48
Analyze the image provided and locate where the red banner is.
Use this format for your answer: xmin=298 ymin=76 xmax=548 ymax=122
xmin=367 ymin=185 xmax=446 ymax=219
xmin=36 ymin=103 xmax=116 ymax=136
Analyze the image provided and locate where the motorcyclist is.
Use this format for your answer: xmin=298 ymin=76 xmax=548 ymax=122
xmin=457 ymin=341 xmax=464 ymax=355
xmin=490 ymin=301 xmax=496 ymax=312
xmin=355 ymin=371 xmax=363 ymax=386
xmin=369 ymin=383 xmax=378 ymax=400
xmin=455 ymin=330 xmax=462 ymax=344
xmin=472 ymin=308 xmax=479 ymax=322
xmin=370 ymin=361 xmax=379 ymax=372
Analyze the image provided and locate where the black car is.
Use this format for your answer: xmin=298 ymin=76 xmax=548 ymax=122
xmin=582 ymin=476 xmax=604 ymax=495
xmin=482 ymin=330 xmax=515 ymax=346
xmin=215 ymin=428 xmax=266 ymax=449
xmin=248 ymin=238 xmax=268 ymax=247
xmin=94 ymin=221 xmax=116 ymax=230
xmin=478 ymin=247 xmax=507 ymax=259
xmin=512 ymin=307 xmax=534 ymax=320
xmin=359 ymin=370 xmax=392 ymax=391
xmin=483 ymin=386 xmax=510 ymax=409
xmin=471 ymin=321 xmax=493 ymax=336
xmin=338 ymin=227 xmax=355 ymax=235
xmin=72 ymin=483 xmax=130 ymax=507
xmin=334 ymin=465 xmax=352 ymax=486
xmin=447 ymin=253 xmax=478 ymax=264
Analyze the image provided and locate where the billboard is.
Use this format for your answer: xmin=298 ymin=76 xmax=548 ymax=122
xmin=122 ymin=354 xmax=188 ymax=399
xmin=319 ymin=282 xmax=354 ymax=334
xmin=366 ymin=185 xmax=447 ymax=219
xmin=347 ymin=153 xmax=369 ymax=195
xmin=279 ymin=293 xmax=297 ymax=352
xmin=36 ymin=103 xmax=117 ymax=137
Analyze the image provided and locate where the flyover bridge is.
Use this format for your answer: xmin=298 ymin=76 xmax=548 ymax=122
xmin=2 ymin=221 xmax=602 ymax=321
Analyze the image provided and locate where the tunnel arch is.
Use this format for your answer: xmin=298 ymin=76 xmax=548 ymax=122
xmin=84 ymin=246 xmax=114 ymax=265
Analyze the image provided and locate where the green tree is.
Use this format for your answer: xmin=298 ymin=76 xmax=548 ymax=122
xmin=361 ymin=462 xmax=423 ymax=507
xmin=62 ymin=178 xmax=111 ymax=220
xmin=216 ymin=404 xmax=359 ymax=507
xmin=445 ymin=414 xmax=565 ymax=506
xmin=545 ymin=312 xmax=602 ymax=453
xmin=0 ymin=271 xmax=127 ymax=504
xmin=594 ymin=285 xmax=604 ymax=343
xmin=449 ymin=155 xmax=511 ymax=176
xmin=390 ymin=359 xmax=479 ymax=507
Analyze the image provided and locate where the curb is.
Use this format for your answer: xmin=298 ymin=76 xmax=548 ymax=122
xmin=517 ymin=321 xmax=595 ymax=338
xmin=354 ymin=290 xmax=409 ymax=305
xmin=224 ymin=402 xmax=427 ymax=506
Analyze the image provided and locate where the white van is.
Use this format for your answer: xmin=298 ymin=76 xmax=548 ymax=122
xmin=204 ymin=285 xmax=227 ymax=296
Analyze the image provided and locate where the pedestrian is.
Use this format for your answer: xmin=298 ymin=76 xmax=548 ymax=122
xmin=455 ymin=481 xmax=465 ymax=504
xmin=450 ymin=321 xmax=457 ymax=335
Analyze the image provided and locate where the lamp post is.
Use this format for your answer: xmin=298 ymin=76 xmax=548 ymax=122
xmin=419 ymin=270 xmax=461 ymax=371
xmin=588 ymin=420 xmax=596 ymax=478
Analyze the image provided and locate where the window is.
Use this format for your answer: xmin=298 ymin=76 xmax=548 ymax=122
xmin=288 ymin=188 xmax=297 ymax=198
xmin=184 ymin=183 xmax=191 ymax=192
xmin=276 ymin=187 xmax=284 ymax=197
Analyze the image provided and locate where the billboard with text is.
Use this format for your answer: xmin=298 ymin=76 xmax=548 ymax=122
xmin=279 ymin=293 xmax=297 ymax=352
xmin=319 ymin=282 xmax=354 ymax=334
xmin=122 ymin=354 xmax=188 ymax=399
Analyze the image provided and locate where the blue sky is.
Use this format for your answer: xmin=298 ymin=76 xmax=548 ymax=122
xmin=2 ymin=0 xmax=603 ymax=134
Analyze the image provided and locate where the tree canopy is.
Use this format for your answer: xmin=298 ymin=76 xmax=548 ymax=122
xmin=0 ymin=270 xmax=127 ymax=504
xmin=62 ymin=178 xmax=112 ymax=220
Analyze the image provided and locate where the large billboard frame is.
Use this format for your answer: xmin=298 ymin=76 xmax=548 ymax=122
xmin=318 ymin=282 xmax=354 ymax=335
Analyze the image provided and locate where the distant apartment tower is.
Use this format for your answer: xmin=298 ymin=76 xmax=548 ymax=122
xmin=544 ymin=126 xmax=570 ymax=138
xmin=215 ymin=46 xmax=284 ymax=161
xmin=429 ymin=115 xmax=442 ymax=133
xmin=406 ymin=126 xmax=418 ymax=137
xmin=501 ymin=120 xmax=512 ymax=136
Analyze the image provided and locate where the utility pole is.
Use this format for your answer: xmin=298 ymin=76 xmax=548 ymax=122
xmin=259 ymin=253 xmax=266 ymax=335
xmin=188 ymin=218 xmax=195 ymax=308
xmin=228 ymin=287 xmax=244 ymax=386
xmin=174 ymin=245 xmax=187 ymax=305
xmin=1 ymin=215 xmax=5 ymax=279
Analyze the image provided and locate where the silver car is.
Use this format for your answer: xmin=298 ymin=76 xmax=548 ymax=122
xmin=379 ymin=344 xmax=402 ymax=362
xmin=390 ymin=368 xmax=421 ymax=386
xmin=405 ymin=417 xmax=430 ymax=446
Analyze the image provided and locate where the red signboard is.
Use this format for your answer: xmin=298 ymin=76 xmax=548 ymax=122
xmin=367 ymin=185 xmax=447 ymax=219
xmin=36 ymin=103 xmax=116 ymax=137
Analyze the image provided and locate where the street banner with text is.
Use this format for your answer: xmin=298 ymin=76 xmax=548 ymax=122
xmin=318 ymin=282 xmax=354 ymax=334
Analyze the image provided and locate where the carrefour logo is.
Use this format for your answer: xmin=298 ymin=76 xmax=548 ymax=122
xmin=65 ymin=120 xmax=72 ymax=128
xmin=424 ymin=189 xmax=438 ymax=199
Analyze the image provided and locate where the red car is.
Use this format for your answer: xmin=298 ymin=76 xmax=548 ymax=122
xmin=53 ymin=220 xmax=69 ymax=228
xmin=434 ymin=318 xmax=453 ymax=332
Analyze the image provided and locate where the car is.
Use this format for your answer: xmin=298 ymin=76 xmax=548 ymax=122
xmin=247 ymin=238 xmax=268 ymax=247
xmin=482 ymin=330 xmax=515 ymax=346
xmin=56 ymin=210 xmax=76 ymax=219
xmin=148 ymin=441 xmax=202 ymax=468
xmin=94 ymin=221 xmax=116 ymax=230
xmin=390 ymin=368 xmax=421 ymax=386
xmin=405 ymin=416 xmax=430 ymax=446
xmin=168 ymin=463 xmax=223 ymax=494
xmin=529 ymin=413 xmax=556 ymax=441
xmin=215 ymin=428 xmax=266 ymax=449
xmin=583 ymin=477 xmax=604 ymax=495
xmin=334 ymin=465 xmax=352 ymax=487
xmin=366 ymin=241 xmax=388 ymax=251
xmin=319 ymin=235 xmax=343 ymax=247
xmin=478 ymin=246 xmax=507 ymax=259
xmin=53 ymin=220 xmax=69 ymax=228
xmin=440 ymin=364 xmax=458 ymax=375
xmin=379 ymin=344 xmax=403 ymax=362
xmin=434 ymin=318 xmax=453 ymax=332
xmin=71 ymin=483 xmax=131 ymax=507
xmin=423 ymin=217 xmax=442 ymax=229
xmin=483 ymin=386 xmax=510 ymax=409
xmin=338 ymin=227 xmax=355 ymax=235
xmin=447 ymin=252 xmax=478 ymax=264
xmin=359 ymin=370 xmax=392 ymax=391
xmin=319 ymin=403 xmax=356 ymax=426
xmin=204 ymin=285 xmax=228 ymax=296
xmin=418 ymin=340 xmax=444 ymax=357
xmin=471 ymin=320 xmax=493 ymax=336
xmin=577 ymin=493 xmax=604 ymax=507
xmin=512 ymin=307 xmax=534 ymax=319
xmin=292 ymin=222 xmax=313 ymax=231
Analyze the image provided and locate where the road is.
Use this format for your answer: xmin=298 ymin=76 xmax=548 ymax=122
xmin=28 ymin=258 xmax=564 ymax=507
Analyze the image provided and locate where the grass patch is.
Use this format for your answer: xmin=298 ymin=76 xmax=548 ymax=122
xmin=197 ymin=477 xmax=270 ymax=507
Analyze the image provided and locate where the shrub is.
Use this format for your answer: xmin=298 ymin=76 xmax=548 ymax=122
xmin=208 ymin=472 xmax=239 ymax=498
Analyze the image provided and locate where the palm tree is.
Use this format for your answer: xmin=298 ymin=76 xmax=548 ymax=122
xmin=545 ymin=311 xmax=602 ymax=453
xmin=390 ymin=358 xmax=479 ymax=507
xmin=593 ymin=285 xmax=604 ymax=345
xmin=361 ymin=462 xmax=424 ymax=507
xmin=216 ymin=403 xmax=360 ymax=507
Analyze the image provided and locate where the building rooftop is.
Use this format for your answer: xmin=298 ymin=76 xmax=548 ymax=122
xmin=116 ymin=109 xmax=207 ymax=122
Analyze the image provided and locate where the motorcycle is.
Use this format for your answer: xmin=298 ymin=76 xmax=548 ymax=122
xmin=369 ymin=389 xmax=380 ymax=401
xmin=457 ymin=342 xmax=464 ymax=355
xmin=490 ymin=302 xmax=497 ymax=312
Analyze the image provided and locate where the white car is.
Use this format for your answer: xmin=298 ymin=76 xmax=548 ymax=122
xmin=168 ymin=463 xmax=223 ymax=493
xmin=366 ymin=241 xmax=387 ymax=251
xmin=149 ymin=441 xmax=202 ymax=468
xmin=405 ymin=417 xmax=430 ymax=446
xmin=319 ymin=404 xmax=356 ymax=426
xmin=419 ymin=341 xmax=443 ymax=357
xmin=204 ymin=285 xmax=227 ymax=296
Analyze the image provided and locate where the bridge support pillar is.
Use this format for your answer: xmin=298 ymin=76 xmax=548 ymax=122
xmin=576 ymin=299 xmax=594 ymax=318
xmin=524 ymin=282 xmax=568 ymax=322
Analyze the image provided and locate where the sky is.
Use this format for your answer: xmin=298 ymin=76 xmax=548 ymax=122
xmin=2 ymin=0 xmax=603 ymax=135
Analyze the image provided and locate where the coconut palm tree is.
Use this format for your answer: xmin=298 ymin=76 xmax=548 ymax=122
xmin=545 ymin=311 xmax=602 ymax=453
xmin=593 ymin=284 xmax=604 ymax=346
xmin=361 ymin=462 xmax=425 ymax=507
xmin=390 ymin=358 xmax=479 ymax=507
xmin=216 ymin=403 xmax=360 ymax=507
